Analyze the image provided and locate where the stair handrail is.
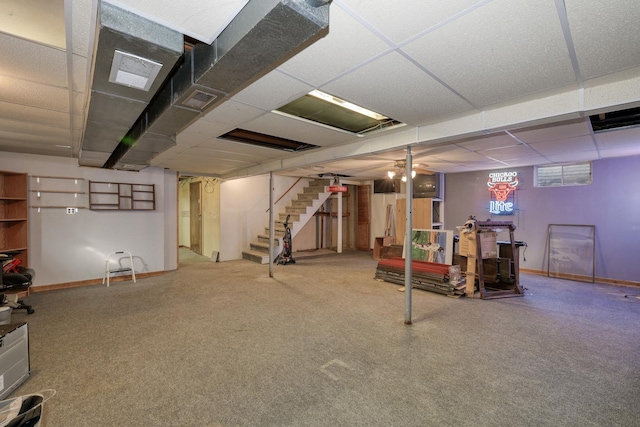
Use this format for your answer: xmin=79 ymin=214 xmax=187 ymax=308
xmin=265 ymin=177 xmax=304 ymax=212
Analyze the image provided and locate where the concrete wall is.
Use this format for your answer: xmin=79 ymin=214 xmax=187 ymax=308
xmin=444 ymin=155 xmax=640 ymax=283
xmin=0 ymin=152 xmax=177 ymax=287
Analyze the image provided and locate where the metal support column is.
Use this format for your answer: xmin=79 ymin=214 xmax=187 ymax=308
xmin=337 ymin=180 xmax=343 ymax=253
xmin=404 ymin=147 xmax=413 ymax=325
xmin=269 ymin=172 xmax=274 ymax=277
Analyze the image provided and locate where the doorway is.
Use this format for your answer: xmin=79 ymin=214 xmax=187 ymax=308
xmin=189 ymin=181 xmax=202 ymax=255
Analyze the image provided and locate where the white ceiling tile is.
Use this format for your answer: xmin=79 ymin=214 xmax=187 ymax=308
xmin=546 ymin=151 xmax=600 ymax=163
xmin=529 ymin=135 xmax=597 ymax=156
xmin=200 ymin=100 xmax=266 ymax=128
xmin=433 ymin=150 xmax=492 ymax=163
xmin=510 ymin=118 xmax=592 ymax=143
xmin=0 ymin=131 xmax=71 ymax=150
xmin=0 ymin=101 xmax=69 ymax=128
xmin=322 ymin=51 xmax=473 ymax=125
xmin=0 ymin=118 xmax=70 ymax=139
xmin=565 ymin=0 xmax=640 ymax=80
xmin=599 ymin=147 xmax=640 ymax=158
xmin=72 ymin=54 xmax=88 ymax=93
xmin=197 ymin=139 xmax=285 ymax=160
xmin=0 ymin=75 xmax=69 ymax=112
xmin=0 ymin=0 xmax=65 ymax=48
xmin=72 ymin=0 xmax=96 ymax=56
xmin=72 ymin=91 xmax=87 ymax=113
xmin=478 ymin=145 xmax=539 ymax=161
xmin=105 ymin=0 xmax=248 ymax=43
xmin=232 ymin=70 xmax=313 ymax=112
xmin=340 ymin=0 xmax=485 ymax=44
xmin=0 ymin=33 xmax=68 ymax=87
xmin=504 ymin=156 xmax=551 ymax=167
xmin=594 ymin=126 xmax=640 ymax=150
xmin=277 ymin=5 xmax=391 ymax=86
xmin=402 ymin=0 xmax=575 ymax=107
xmin=455 ymin=133 xmax=519 ymax=151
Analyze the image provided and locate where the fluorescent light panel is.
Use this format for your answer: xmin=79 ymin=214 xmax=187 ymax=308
xmin=308 ymin=90 xmax=388 ymax=120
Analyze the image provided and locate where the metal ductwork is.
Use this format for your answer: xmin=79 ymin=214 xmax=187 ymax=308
xmin=105 ymin=0 xmax=332 ymax=170
xmin=79 ymin=1 xmax=184 ymax=168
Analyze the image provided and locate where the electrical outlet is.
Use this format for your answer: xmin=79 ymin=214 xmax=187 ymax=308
xmin=66 ymin=207 xmax=78 ymax=214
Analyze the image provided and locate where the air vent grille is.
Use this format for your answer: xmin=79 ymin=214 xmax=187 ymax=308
xmin=182 ymin=90 xmax=218 ymax=111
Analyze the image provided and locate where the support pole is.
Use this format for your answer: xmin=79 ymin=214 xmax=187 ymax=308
xmin=269 ymin=172 xmax=274 ymax=277
xmin=404 ymin=147 xmax=413 ymax=325
xmin=337 ymin=180 xmax=343 ymax=253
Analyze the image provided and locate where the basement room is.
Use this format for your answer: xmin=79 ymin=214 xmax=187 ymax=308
xmin=0 ymin=0 xmax=639 ymax=426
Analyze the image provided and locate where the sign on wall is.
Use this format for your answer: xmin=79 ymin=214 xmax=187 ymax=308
xmin=487 ymin=171 xmax=518 ymax=215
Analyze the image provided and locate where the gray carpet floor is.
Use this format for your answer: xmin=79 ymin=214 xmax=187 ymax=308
xmin=7 ymin=249 xmax=640 ymax=427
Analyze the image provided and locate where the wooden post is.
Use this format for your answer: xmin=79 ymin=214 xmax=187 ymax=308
xmin=464 ymin=231 xmax=477 ymax=298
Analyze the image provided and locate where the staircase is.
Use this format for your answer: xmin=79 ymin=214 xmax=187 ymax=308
xmin=242 ymin=179 xmax=333 ymax=264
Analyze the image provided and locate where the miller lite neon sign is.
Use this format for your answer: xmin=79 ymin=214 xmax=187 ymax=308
xmin=488 ymin=171 xmax=518 ymax=215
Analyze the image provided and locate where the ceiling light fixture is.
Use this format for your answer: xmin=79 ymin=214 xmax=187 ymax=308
xmin=308 ymin=90 xmax=388 ymax=120
xmin=388 ymin=160 xmax=417 ymax=182
xmin=109 ymin=50 xmax=163 ymax=91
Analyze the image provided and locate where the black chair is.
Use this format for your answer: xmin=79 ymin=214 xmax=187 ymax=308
xmin=1 ymin=255 xmax=35 ymax=315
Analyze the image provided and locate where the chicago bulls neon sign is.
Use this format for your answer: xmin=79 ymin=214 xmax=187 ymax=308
xmin=487 ymin=171 xmax=518 ymax=215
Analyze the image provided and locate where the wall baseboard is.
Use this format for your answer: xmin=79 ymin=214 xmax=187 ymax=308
xmin=30 ymin=271 xmax=166 ymax=293
xmin=520 ymin=268 xmax=640 ymax=288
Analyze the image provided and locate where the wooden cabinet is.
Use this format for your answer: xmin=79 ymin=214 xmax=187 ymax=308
xmin=373 ymin=236 xmax=395 ymax=260
xmin=394 ymin=197 xmax=444 ymax=245
xmin=0 ymin=171 xmax=28 ymax=266
xmin=89 ymin=181 xmax=155 ymax=210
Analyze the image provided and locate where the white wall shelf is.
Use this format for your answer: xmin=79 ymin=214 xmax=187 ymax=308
xmin=30 ymin=176 xmax=88 ymax=209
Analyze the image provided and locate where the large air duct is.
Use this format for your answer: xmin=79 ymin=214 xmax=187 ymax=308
xmin=79 ymin=1 xmax=184 ymax=167
xmin=106 ymin=0 xmax=332 ymax=170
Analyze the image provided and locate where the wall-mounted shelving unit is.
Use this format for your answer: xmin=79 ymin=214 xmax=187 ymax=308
xmin=0 ymin=171 xmax=29 ymax=266
xmin=89 ymin=181 xmax=155 ymax=210
xmin=29 ymin=176 xmax=88 ymax=210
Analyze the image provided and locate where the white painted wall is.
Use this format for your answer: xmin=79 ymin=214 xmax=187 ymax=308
xmin=370 ymin=192 xmax=403 ymax=249
xmin=219 ymin=174 xmax=312 ymax=261
xmin=0 ymin=152 xmax=177 ymax=287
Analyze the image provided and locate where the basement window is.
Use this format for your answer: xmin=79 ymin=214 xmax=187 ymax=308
xmin=275 ymin=90 xmax=403 ymax=135
xmin=535 ymin=162 xmax=592 ymax=187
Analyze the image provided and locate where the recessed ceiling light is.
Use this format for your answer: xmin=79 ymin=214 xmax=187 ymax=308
xmin=308 ymin=90 xmax=387 ymax=120
xmin=109 ymin=50 xmax=163 ymax=91
xmin=276 ymin=90 xmax=403 ymax=135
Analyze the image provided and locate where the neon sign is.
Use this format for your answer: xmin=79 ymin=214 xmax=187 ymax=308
xmin=487 ymin=171 xmax=518 ymax=215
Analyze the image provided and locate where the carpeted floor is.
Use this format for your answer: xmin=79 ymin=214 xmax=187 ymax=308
xmin=7 ymin=249 xmax=640 ymax=426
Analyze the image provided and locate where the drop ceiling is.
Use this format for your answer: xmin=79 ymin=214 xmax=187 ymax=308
xmin=1 ymin=0 xmax=640 ymax=181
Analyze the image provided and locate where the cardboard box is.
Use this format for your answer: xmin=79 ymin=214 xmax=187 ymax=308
xmin=459 ymin=232 xmax=471 ymax=256
xmin=478 ymin=231 xmax=497 ymax=258
xmin=458 ymin=231 xmax=497 ymax=258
